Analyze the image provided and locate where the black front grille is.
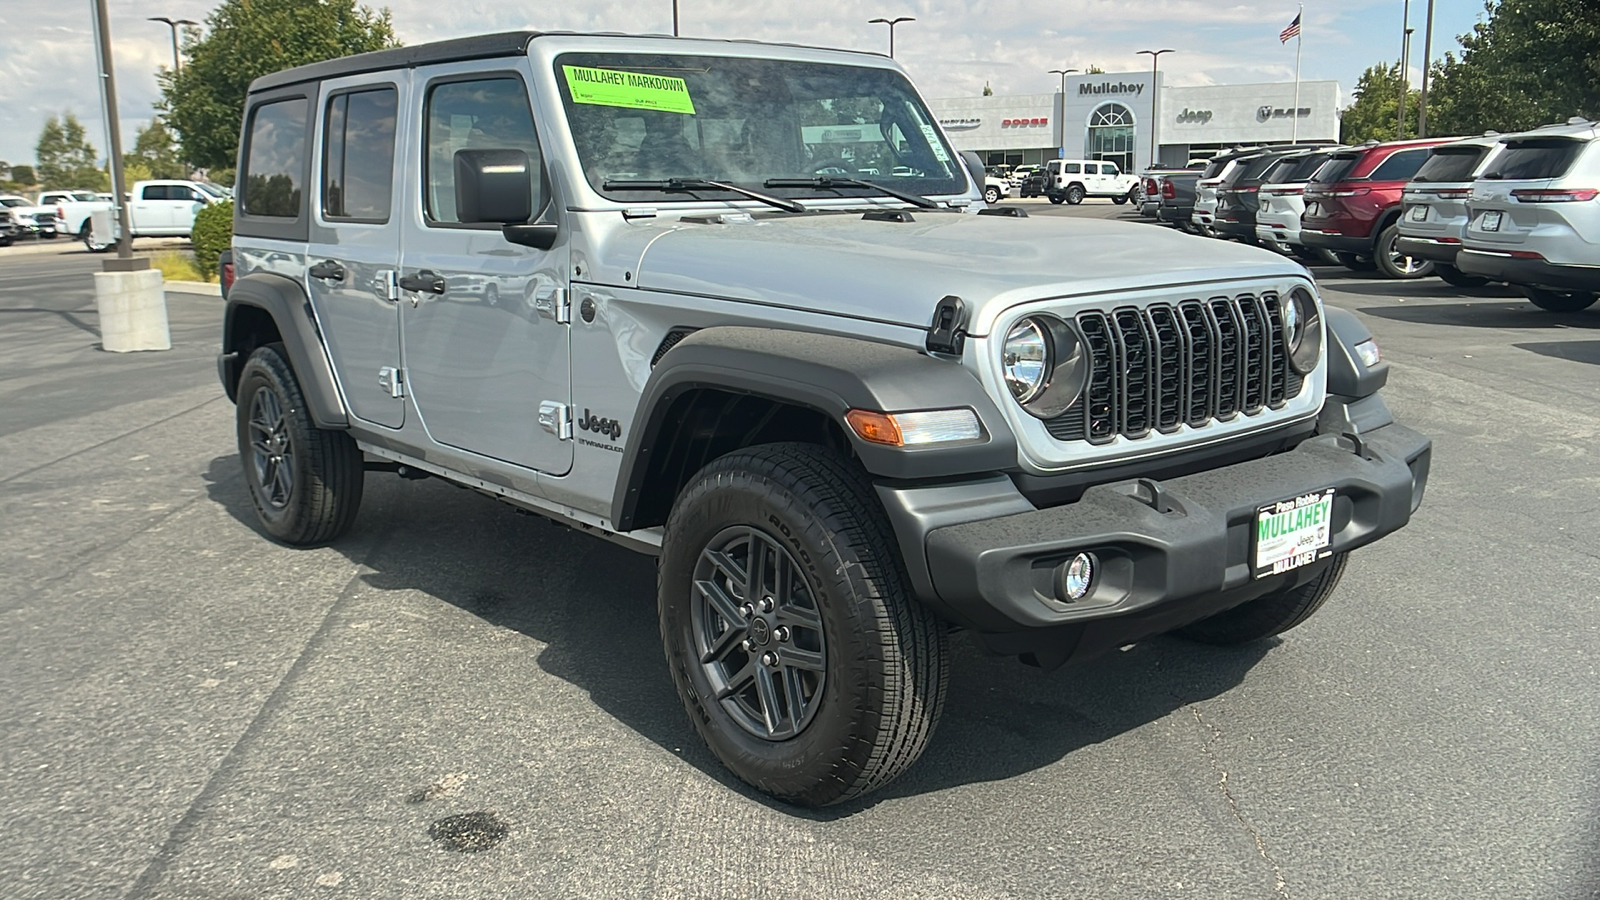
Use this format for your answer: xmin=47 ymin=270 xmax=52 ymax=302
xmin=1044 ymin=292 xmax=1305 ymax=443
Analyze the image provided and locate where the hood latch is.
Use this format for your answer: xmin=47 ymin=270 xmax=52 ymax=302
xmin=925 ymin=295 xmax=968 ymax=356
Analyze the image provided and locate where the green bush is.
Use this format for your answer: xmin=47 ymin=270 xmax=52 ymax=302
xmin=191 ymin=200 xmax=233 ymax=281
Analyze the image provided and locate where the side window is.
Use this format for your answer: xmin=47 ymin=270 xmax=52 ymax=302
xmin=141 ymin=185 xmax=169 ymax=201
xmin=242 ymin=97 xmax=308 ymax=219
xmin=1369 ymin=148 xmax=1429 ymax=182
xmin=323 ymin=87 xmax=398 ymax=221
xmin=1064 ymin=163 xmax=1082 ymax=174
xmin=1102 ymin=163 xmax=1119 ymax=176
xmin=424 ymin=77 xmax=544 ymax=225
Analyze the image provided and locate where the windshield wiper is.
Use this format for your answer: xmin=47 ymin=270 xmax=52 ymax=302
xmin=763 ymin=176 xmax=941 ymax=209
xmin=602 ymin=178 xmax=806 ymax=213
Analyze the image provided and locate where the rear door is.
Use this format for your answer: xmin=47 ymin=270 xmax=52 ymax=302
xmin=398 ymin=63 xmax=572 ymax=474
xmin=305 ymin=73 xmax=407 ymax=428
xmin=132 ymin=184 xmax=170 ymax=233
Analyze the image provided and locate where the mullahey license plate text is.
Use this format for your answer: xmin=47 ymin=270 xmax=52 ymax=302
xmin=1254 ymin=488 xmax=1335 ymax=578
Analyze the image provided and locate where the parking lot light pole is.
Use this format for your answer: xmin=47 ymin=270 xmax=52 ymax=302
xmin=1418 ymin=0 xmax=1435 ymax=137
xmin=1136 ymin=49 xmax=1173 ymax=169
xmin=1048 ymin=68 xmax=1078 ymax=159
xmin=868 ymin=17 xmax=914 ymax=59
xmin=147 ymin=16 xmax=196 ymax=73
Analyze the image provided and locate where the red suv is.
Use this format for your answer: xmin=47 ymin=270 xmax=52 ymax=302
xmin=1300 ymin=137 xmax=1455 ymax=278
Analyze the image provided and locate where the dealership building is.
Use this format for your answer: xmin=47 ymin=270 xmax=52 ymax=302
xmin=927 ymin=71 xmax=1342 ymax=173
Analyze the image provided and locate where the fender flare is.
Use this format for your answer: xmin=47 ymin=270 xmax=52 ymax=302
xmin=1323 ymin=306 xmax=1389 ymax=399
xmin=220 ymin=272 xmax=349 ymax=428
xmin=611 ymin=326 xmax=1018 ymax=530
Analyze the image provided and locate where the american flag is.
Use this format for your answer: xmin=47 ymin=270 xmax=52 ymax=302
xmin=1280 ymin=13 xmax=1302 ymax=43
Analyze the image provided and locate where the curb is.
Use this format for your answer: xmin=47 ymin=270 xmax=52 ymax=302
xmin=164 ymin=280 xmax=222 ymax=297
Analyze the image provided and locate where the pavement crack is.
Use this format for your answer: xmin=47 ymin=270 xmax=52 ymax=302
xmin=1189 ymin=705 xmax=1291 ymax=900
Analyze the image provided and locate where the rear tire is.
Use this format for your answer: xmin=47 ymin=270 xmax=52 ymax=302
xmin=1291 ymin=244 xmax=1322 ymax=263
xmin=1524 ymin=287 xmax=1598 ymax=312
xmin=1374 ymin=224 xmax=1434 ymax=279
xmin=1435 ymin=264 xmax=1491 ymax=289
xmin=235 ymin=344 xmax=365 ymax=546
xmin=1066 ymin=184 xmax=1086 ymax=205
xmin=658 ymin=443 xmax=950 ymax=807
xmin=1177 ymin=554 xmax=1349 ymax=645
xmin=1111 ymin=193 xmax=1129 ymax=205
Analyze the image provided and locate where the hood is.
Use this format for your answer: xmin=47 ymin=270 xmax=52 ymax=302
xmin=621 ymin=211 xmax=1306 ymax=335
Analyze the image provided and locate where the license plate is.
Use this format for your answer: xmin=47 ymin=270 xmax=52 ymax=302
xmin=1409 ymin=205 xmax=1428 ymax=221
xmin=1481 ymin=210 xmax=1502 ymax=232
xmin=1254 ymin=488 xmax=1335 ymax=578
xmin=1304 ymin=202 xmax=1320 ymax=217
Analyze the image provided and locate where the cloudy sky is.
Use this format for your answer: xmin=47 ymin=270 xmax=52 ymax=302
xmin=0 ymin=0 xmax=1485 ymax=168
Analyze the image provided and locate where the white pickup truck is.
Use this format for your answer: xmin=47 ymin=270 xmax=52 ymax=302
xmin=44 ymin=180 xmax=226 ymax=250
xmin=0 ymin=196 xmax=62 ymax=243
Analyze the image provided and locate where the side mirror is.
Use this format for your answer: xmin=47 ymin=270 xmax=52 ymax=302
xmin=959 ymin=150 xmax=987 ymax=196
xmin=454 ymin=148 xmax=533 ymax=224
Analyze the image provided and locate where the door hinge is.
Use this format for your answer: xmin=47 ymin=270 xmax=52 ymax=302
xmin=378 ymin=366 xmax=405 ymax=398
xmin=374 ymin=268 xmax=400 ymax=302
xmin=538 ymin=401 xmax=572 ymax=440
xmin=534 ymin=285 xmax=570 ymax=324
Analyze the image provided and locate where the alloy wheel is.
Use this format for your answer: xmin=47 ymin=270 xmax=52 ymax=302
xmin=691 ymin=525 xmax=827 ymax=741
xmin=247 ymin=386 xmax=294 ymax=509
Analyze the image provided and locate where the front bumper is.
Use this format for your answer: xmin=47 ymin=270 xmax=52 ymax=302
xmin=1457 ymin=249 xmax=1600 ymax=292
xmin=880 ymin=416 xmax=1430 ymax=642
xmin=1395 ymin=236 xmax=1461 ymax=265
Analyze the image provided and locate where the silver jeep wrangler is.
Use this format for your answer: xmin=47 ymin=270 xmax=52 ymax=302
xmin=219 ymin=31 xmax=1431 ymax=807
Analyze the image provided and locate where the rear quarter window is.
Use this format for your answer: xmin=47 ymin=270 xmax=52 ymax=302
xmin=242 ymin=97 xmax=309 ymax=219
xmin=1484 ymin=139 xmax=1586 ymax=180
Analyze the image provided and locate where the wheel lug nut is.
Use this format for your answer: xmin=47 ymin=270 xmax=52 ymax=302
xmin=740 ymin=639 xmax=752 ymax=652
xmin=773 ymin=626 xmax=791 ymax=642
xmin=740 ymin=603 xmax=754 ymax=618
xmin=759 ymin=597 xmax=774 ymax=613
xmin=760 ymin=651 xmax=778 ymax=667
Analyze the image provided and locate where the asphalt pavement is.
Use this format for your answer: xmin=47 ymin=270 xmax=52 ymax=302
xmin=2 ymin=218 xmax=1598 ymax=900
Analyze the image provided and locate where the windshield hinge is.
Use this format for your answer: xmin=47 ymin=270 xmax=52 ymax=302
xmin=925 ymin=295 xmax=968 ymax=356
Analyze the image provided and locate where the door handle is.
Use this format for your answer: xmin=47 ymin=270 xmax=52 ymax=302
xmin=308 ymin=260 xmax=346 ymax=281
xmin=398 ymin=270 xmax=446 ymax=294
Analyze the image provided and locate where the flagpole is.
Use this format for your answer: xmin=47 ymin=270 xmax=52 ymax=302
xmin=1292 ymin=3 xmax=1302 ymax=142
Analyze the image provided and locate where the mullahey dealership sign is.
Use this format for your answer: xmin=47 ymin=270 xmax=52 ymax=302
xmin=1079 ymin=81 xmax=1146 ymax=96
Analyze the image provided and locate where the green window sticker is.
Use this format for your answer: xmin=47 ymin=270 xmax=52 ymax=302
xmin=563 ymin=65 xmax=697 ymax=115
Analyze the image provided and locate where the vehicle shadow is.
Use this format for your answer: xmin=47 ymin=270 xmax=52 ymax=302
xmin=1358 ymin=300 xmax=1600 ymax=330
xmin=1513 ymin=340 xmax=1600 ymax=366
xmin=1326 ymin=279 xmax=1523 ymax=299
xmin=204 ymin=457 xmax=1273 ymax=817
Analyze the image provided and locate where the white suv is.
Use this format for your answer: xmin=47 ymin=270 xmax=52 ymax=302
xmin=1458 ymin=119 xmax=1600 ymax=311
xmin=1396 ymin=135 xmax=1506 ymax=289
xmin=1043 ymin=159 xmax=1139 ymax=205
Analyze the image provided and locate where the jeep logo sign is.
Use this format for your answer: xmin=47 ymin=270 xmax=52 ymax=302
xmin=578 ymin=409 xmax=622 ymax=440
xmin=1079 ymin=81 xmax=1145 ymax=96
xmin=1175 ymin=108 xmax=1213 ymax=124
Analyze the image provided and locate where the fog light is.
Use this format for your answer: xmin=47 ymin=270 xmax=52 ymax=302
xmin=1057 ymin=552 xmax=1097 ymax=601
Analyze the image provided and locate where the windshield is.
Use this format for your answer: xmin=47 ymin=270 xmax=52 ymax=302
xmin=555 ymin=53 xmax=965 ymax=202
xmin=0 ymin=198 xmax=26 ymax=208
xmin=195 ymin=183 xmax=226 ymax=198
xmin=68 ymin=191 xmax=98 ymax=202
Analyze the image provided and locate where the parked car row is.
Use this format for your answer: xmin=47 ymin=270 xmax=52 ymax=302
xmin=0 ymin=180 xmax=228 ymax=251
xmin=1137 ymin=120 xmax=1600 ymax=310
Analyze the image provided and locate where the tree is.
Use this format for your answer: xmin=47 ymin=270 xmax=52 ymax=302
xmin=1085 ymin=65 xmax=1106 ymax=75
xmin=125 ymin=119 xmax=186 ymax=180
xmin=982 ymin=81 xmax=993 ymax=96
xmin=161 ymin=0 xmax=398 ymax=169
xmin=10 ymin=165 xmax=37 ymax=187
xmin=1427 ymin=0 xmax=1600 ymax=135
xmin=36 ymin=114 xmax=110 ymax=191
xmin=1338 ymin=62 xmax=1424 ymax=143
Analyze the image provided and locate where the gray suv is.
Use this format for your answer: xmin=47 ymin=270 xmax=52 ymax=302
xmin=218 ymin=31 xmax=1432 ymax=807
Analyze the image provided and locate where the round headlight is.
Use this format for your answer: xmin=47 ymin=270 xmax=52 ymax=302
xmin=1002 ymin=318 xmax=1049 ymax=403
xmin=1285 ymin=286 xmax=1322 ymax=375
xmin=1001 ymin=315 xmax=1089 ymax=418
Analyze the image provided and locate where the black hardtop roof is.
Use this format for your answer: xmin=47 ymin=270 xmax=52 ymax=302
xmin=247 ymin=29 xmax=879 ymax=94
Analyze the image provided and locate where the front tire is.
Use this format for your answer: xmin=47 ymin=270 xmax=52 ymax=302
xmin=659 ymin=443 xmax=950 ymax=807
xmin=983 ymin=186 xmax=1001 ymax=204
xmin=1524 ymin=287 xmax=1598 ymax=312
xmin=1374 ymin=224 xmax=1434 ymax=279
xmin=1177 ymin=553 xmax=1349 ymax=645
xmin=235 ymin=344 xmax=364 ymax=546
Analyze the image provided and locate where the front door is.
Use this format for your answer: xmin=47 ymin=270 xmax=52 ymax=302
xmin=304 ymin=74 xmax=407 ymax=428
xmin=398 ymin=64 xmax=573 ymax=475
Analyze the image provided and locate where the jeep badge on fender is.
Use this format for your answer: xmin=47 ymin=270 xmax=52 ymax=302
xmin=219 ymin=29 xmax=1431 ymax=809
